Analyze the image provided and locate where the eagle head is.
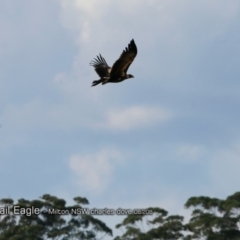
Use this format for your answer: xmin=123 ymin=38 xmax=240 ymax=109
xmin=127 ymin=74 xmax=134 ymax=79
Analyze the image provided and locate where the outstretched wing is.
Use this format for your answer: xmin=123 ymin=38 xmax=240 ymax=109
xmin=110 ymin=39 xmax=137 ymax=78
xmin=90 ymin=54 xmax=111 ymax=78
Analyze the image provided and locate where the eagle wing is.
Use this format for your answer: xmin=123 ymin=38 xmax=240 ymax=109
xmin=110 ymin=39 xmax=137 ymax=78
xmin=90 ymin=54 xmax=111 ymax=78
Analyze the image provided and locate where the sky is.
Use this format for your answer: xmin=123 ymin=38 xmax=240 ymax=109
xmin=1 ymin=0 xmax=240 ymax=238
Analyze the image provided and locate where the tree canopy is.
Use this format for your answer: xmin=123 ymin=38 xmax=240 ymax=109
xmin=0 ymin=192 xmax=240 ymax=239
xmin=0 ymin=194 xmax=112 ymax=240
xmin=184 ymin=192 xmax=240 ymax=240
xmin=113 ymin=207 xmax=184 ymax=240
xmin=115 ymin=192 xmax=240 ymax=240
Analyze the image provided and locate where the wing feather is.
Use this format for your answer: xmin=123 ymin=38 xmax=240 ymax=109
xmin=90 ymin=54 xmax=111 ymax=78
xmin=110 ymin=39 xmax=137 ymax=78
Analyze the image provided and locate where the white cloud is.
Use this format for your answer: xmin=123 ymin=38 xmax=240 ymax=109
xmin=2 ymin=92 xmax=172 ymax=134
xmin=60 ymin=0 xmax=111 ymax=45
xmin=60 ymin=0 xmax=240 ymax=48
xmin=58 ymin=0 xmax=240 ymax=98
xmin=69 ymin=149 xmax=122 ymax=192
xmin=93 ymin=106 xmax=172 ymax=131
xmin=53 ymin=72 xmax=66 ymax=83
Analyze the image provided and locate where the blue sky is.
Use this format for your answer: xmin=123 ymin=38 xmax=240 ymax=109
xmin=1 ymin=0 xmax=240 ymax=237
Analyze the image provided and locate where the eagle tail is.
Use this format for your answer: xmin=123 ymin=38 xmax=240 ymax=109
xmin=92 ymin=79 xmax=103 ymax=87
xmin=102 ymin=79 xmax=109 ymax=85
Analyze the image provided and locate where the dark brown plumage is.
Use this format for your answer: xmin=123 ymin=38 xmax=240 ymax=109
xmin=90 ymin=39 xmax=137 ymax=86
xmin=90 ymin=54 xmax=111 ymax=86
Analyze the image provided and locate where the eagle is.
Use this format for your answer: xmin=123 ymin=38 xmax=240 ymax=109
xmin=90 ymin=39 xmax=137 ymax=86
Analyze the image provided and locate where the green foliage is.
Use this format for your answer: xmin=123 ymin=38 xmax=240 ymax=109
xmin=1 ymin=192 xmax=240 ymax=239
xmin=0 ymin=194 xmax=112 ymax=240
xmin=184 ymin=191 xmax=240 ymax=239
xmin=114 ymin=192 xmax=240 ymax=240
xmin=114 ymin=207 xmax=184 ymax=240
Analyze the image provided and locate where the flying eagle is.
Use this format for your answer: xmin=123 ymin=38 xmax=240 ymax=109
xmin=90 ymin=39 xmax=137 ymax=86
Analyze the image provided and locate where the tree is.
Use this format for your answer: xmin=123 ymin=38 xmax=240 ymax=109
xmin=114 ymin=207 xmax=184 ymax=240
xmin=184 ymin=192 xmax=240 ymax=239
xmin=114 ymin=192 xmax=240 ymax=240
xmin=0 ymin=194 xmax=112 ymax=240
xmin=1 ymin=192 xmax=240 ymax=240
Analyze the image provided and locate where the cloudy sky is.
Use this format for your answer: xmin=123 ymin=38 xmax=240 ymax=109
xmin=1 ymin=0 xmax=240 ymax=237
